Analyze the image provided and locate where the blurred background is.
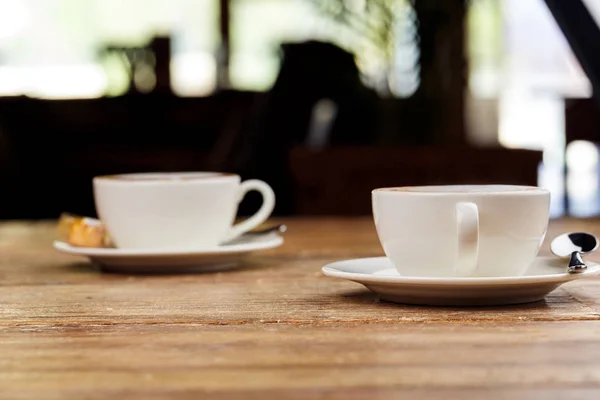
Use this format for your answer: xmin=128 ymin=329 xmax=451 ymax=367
xmin=0 ymin=0 xmax=599 ymax=219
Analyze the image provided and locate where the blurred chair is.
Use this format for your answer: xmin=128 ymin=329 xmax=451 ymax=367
xmin=289 ymin=146 xmax=542 ymax=215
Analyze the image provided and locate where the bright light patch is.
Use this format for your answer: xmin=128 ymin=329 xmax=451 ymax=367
xmin=567 ymin=140 xmax=599 ymax=173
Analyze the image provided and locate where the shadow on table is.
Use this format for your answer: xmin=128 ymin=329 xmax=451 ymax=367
xmin=58 ymin=256 xmax=280 ymax=277
xmin=337 ymin=289 xmax=550 ymax=310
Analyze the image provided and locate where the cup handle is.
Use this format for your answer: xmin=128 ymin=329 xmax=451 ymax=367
xmin=223 ymin=179 xmax=276 ymax=242
xmin=455 ymin=202 xmax=479 ymax=277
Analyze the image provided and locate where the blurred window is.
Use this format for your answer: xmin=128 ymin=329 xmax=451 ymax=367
xmin=0 ymin=0 xmax=219 ymax=98
xmin=229 ymin=0 xmax=419 ymax=97
xmin=0 ymin=0 xmax=421 ymax=98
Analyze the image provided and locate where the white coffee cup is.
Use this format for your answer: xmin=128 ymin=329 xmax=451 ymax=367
xmin=372 ymin=185 xmax=550 ymax=278
xmin=93 ymin=172 xmax=275 ymax=250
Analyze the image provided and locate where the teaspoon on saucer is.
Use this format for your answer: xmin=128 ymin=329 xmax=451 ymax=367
xmin=550 ymin=232 xmax=599 ymax=273
xmin=221 ymin=224 xmax=287 ymax=245
xmin=246 ymin=224 xmax=287 ymax=236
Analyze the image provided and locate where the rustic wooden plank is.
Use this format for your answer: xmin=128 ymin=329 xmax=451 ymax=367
xmin=0 ymin=256 xmax=598 ymax=325
xmin=4 ymin=388 xmax=599 ymax=400
xmin=2 ymin=322 xmax=600 ymax=399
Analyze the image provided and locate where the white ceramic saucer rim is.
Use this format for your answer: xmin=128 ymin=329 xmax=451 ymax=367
xmin=53 ymin=235 xmax=283 ymax=257
xmin=322 ymin=257 xmax=600 ymax=286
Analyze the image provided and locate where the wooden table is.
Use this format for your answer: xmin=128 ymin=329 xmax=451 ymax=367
xmin=2 ymin=217 xmax=600 ymax=399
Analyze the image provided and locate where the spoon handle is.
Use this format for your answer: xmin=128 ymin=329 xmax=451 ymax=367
xmin=568 ymin=251 xmax=587 ymax=273
xmin=247 ymin=224 xmax=287 ymax=235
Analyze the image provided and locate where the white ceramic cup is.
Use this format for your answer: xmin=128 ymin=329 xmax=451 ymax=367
xmin=372 ymin=185 xmax=551 ymax=278
xmin=93 ymin=172 xmax=275 ymax=250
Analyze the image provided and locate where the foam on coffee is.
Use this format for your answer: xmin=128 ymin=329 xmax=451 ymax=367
xmin=96 ymin=172 xmax=236 ymax=182
xmin=374 ymin=185 xmax=543 ymax=194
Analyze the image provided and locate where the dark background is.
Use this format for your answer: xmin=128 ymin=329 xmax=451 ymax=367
xmin=0 ymin=0 xmax=597 ymax=219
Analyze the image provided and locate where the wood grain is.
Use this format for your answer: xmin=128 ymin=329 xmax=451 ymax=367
xmin=2 ymin=323 xmax=600 ymax=399
xmin=2 ymin=217 xmax=600 ymax=399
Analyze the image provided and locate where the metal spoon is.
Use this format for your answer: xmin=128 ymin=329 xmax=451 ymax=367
xmin=550 ymin=232 xmax=599 ymax=273
xmin=246 ymin=224 xmax=287 ymax=236
xmin=221 ymin=224 xmax=287 ymax=245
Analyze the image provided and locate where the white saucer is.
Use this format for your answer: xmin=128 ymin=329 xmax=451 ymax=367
xmin=53 ymin=233 xmax=284 ymax=274
xmin=322 ymin=256 xmax=600 ymax=306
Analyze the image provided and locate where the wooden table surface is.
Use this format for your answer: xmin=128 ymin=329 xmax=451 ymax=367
xmin=2 ymin=217 xmax=600 ymax=399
